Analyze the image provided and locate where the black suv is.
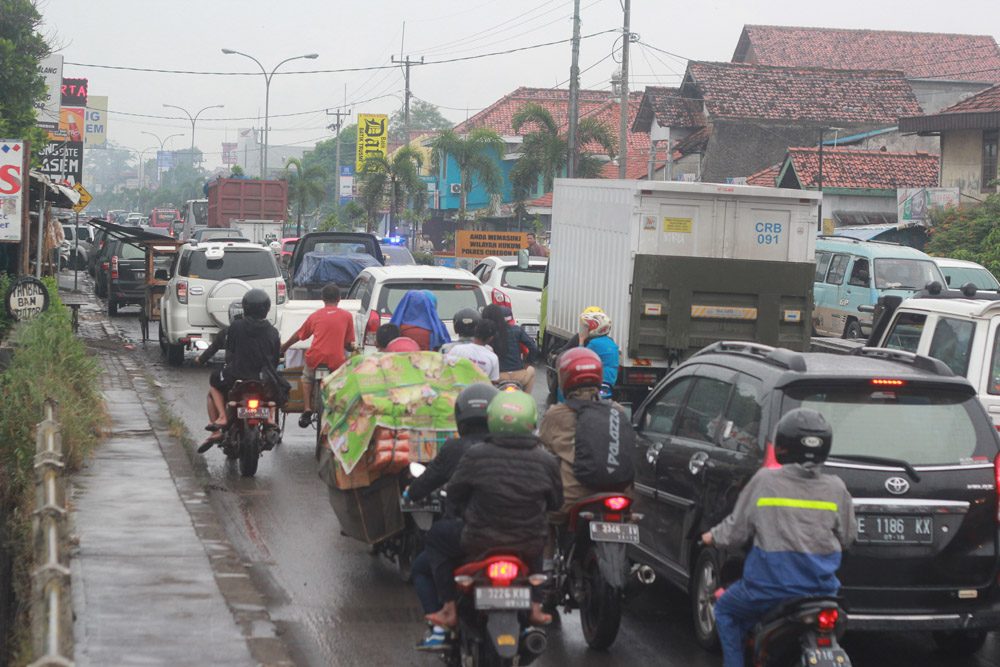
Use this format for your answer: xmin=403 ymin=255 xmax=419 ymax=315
xmin=629 ymin=341 xmax=1000 ymax=656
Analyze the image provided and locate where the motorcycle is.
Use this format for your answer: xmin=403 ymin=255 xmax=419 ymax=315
xmin=746 ymin=596 xmax=851 ymax=667
xmin=395 ymin=462 xmax=446 ymax=581
xmin=221 ymin=379 xmax=278 ymax=477
xmin=447 ymin=553 xmax=548 ymax=666
xmin=546 ymin=492 xmax=645 ymax=649
xmin=496 ymin=379 xmax=523 ymax=393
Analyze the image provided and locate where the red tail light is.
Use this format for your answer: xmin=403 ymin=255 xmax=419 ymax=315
xmin=364 ymin=310 xmax=381 ymax=347
xmin=247 ymin=399 xmax=260 ymax=409
xmin=111 ymin=256 xmax=119 ymax=279
xmin=871 ymin=379 xmax=905 ymax=386
xmin=491 ymin=288 xmax=512 ymax=308
xmin=817 ymin=608 xmax=838 ymax=631
xmin=763 ymin=442 xmax=782 ymax=469
xmin=176 ymin=280 xmax=188 ymax=304
xmin=487 ymin=560 xmax=519 ymax=585
xmin=994 ymin=453 xmax=1000 ymax=522
xmin=276 ymin=280 xmax=287 ymax=305
xmin=604 ymin=496 xmax=630 ymax=511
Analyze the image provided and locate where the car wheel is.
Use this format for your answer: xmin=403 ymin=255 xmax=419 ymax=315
xmin=166 ymin=342 xmax=185 ymax=366
xmin=107 ymin=298 xmax=118 ymax=316
xmin=843 ymin=319 xmax=862 ymax=340
xmin=932 ymin=630 xmax=987 ymax=655
xmin=158 ymin=321 xmax=167 ymax=353
xmin=691 ymin=549 xmax=721 ymax=651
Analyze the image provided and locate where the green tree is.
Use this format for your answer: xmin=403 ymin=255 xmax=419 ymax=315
xmin=284 ymin=157 xmax=327 ymax=236
xmin=508 ymin=102 xmax=616 ymax=205
xmin=429 ymin=128 xmax=506 ymax=219
xmin=925 ymin=193 xmax=1000 ymax=278
xmin=389 ymin=100 xmax=453 ymax=142
xmin=358 ymin=145 xmax=426 ymax=234
xmin=0 ymin=0 xmax=51 ymax=166
xmin=303 ymin=124 xmax=358 ymax=217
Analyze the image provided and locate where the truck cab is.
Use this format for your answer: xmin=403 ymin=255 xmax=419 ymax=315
xmin=288 ymin=232 xmax=385 ymax=299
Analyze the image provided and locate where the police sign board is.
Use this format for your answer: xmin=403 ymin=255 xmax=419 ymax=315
xmin=0 ymin=140 xmax=25 ymax=242
xmin=5 ymin=276 xmax=49 ymax=321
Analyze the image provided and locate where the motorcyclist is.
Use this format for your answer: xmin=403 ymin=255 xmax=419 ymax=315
xmin=701 ymin=409 xmax=856 ymax=667
xmin=197 ymin=300 xmax=243 ymax=430
xmin=423 ymin=390 xmax=562 ymax=629
xmin=439 ymin=307 xmax=480 ymax=354
xmin=198 ymin=289 xmax=282 ymax=453
xmin=408 ymin=382 xmax=499 ymax=650
xmin=443 ymin=320 xmax=499 ymax=382
xmin=552 ymin=307 xmax=620 ymax=403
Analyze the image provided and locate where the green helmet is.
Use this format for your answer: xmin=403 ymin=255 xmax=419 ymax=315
xmin=486 ymin=390 xmax=538 ymax=435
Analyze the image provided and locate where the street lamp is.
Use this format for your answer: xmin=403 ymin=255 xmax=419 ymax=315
xmin=222 ymin=48 xmax=319 ymax=178
xmin=141 ymin=131 xmax=185 ymax=183
xmin=162 ymin=103 xmax=224 ymax=163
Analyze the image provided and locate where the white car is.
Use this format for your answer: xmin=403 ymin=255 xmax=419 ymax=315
xmin=471 ymin=255 xmax=547 ymax=340
xmin=932 ymin=257 xmax=1000 ymax=291
xmin=159 ymin=241 xmax=286 ymax=365
xmin=344 ymin=265 xmax=493 ymax=352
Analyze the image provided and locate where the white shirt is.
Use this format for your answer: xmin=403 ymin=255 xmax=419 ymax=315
xmin=447 ymin=342 xmax=500 ymax=382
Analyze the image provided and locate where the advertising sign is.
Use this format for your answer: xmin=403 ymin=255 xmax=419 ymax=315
xmin=339 ymin=164 xmax=355 ymax=205
xmin=60 ymin=78 xmax=88 ymax=107
xmin=221 ymin=142 xmax=238 ymax=165
xmin=356 ymin=114 xmax=388 ymax=172
xmin=897 ymin=187 xmax=960 ymax=223
xmin=454 ymin=230 xmax=528 ymax=269
xmin=5 ymin=276 xmax=50 ymax=321
xmin=35 ymin=55 xmax=63 ymax=130
xmin=56 ymin=107 xmax=86 ymax=142
xmin=157 ymin=151 xmax=177 ymax=171
xmin=84 ymin=95 xmax=107 ymax=149
xmin=38 ymin=141 xmax=83 ymax=186
xmin=0 ymin=140 xmax=25 ymax=242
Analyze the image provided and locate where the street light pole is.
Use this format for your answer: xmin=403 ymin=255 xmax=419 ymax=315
xmin=141 ymin=131 xmax=185 ymax=183
xmin=162 ymin=104 xmax=224 ymax=165
xmin=222 ymin=49 xmax=318 ymax=179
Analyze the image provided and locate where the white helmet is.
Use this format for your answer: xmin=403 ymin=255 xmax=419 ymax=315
xmin=580 ymin=310 xmax=612 ymax=339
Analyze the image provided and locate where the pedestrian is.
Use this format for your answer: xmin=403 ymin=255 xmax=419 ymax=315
xmin=418 ymin=235 xmax=434 ymax=253
xmin=525 ymin=232 xmax=548 ymax=257
xmin=482 ymin=304 xmax=538 ymax=392
xmin=279 ymin=283 xmax=356 ymax=428
xmin=445 ymin=320 xmax=500 ymax=382
xmin=388 ymin=290 xmax=450 ymax=351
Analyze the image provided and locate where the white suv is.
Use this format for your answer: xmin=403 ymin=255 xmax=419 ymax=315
xmin=471 ymin=255 xmax=547 ymax=340
xmin=159 ymin=241 xmax=286 ymax=365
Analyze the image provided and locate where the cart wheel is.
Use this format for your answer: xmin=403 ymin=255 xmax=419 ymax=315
xmin=139 ymin=313 xmax=149 ymax=342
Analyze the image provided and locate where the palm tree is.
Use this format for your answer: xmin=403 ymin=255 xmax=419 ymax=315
xmin=508 ymin=102 xmax=617 ymax=204
xmin=358 ymin=145 xmax=427 ymax=234
xmin=285 ymin=157 xmax=327 ymax=236
xmin=429 ymin=128 xmax=506 ymax=219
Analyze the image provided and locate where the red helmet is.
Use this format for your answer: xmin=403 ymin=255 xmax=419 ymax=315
xmin=385 ymin=336 xmax=421 ymax=353
xmin=558 ymin=347 xmax=603 ymax=393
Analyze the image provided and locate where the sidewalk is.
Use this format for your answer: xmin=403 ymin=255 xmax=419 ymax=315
xmin=59 ymin=276 xmax=292 ymax=666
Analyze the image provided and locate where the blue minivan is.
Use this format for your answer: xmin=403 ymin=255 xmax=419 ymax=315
xmin=813 ymin=237 xmax=947 ymax=338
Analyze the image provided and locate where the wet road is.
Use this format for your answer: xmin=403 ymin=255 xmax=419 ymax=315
xmin=94 ymin=289 xmax=1000 ymax=667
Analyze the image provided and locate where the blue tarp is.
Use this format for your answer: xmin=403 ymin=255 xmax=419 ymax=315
xmin=294 ymin=251 xmax=381 ymax=286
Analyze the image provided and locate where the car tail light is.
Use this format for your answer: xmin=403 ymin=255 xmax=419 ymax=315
xmin=625 ymin=369 xmax=659 ymax=385
xmin=111 ymin=256 xmax=119 ymax=279
xmin=487 ymin=560 xmax=519 ymax=586
xmin=763 ymin=442 xmax=782 ymax=469
xmin=364 ymin=311 xmax=381 ymax=347
xmin=604 ymin=496 xmax=630 ymax=511
xmin=276 ymin=280 xmax=287 ymax=305
xmin=492 ymin=288 xmax=512 ymax=308
xmin=871 ymin=379 xmax=905 ymax=386
xmin=817 ymin=608 xmax=838 ymax=631
xmin=247 ymin=399 xmax=260 ymax=409
xmin=176 ymin=280 xmax=188 ymax=304
xmin=994 ymin=453 xmax=1000 ymax=522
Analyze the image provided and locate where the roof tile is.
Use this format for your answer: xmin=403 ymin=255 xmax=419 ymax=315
xmin=785 ymin=147 xmax=939 ymax=189
xmin=747 ymin=164 xmax=780 ymax=187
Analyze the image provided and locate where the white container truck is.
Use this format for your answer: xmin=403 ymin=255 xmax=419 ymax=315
xmin=541 ymin=179 xmax=821 ymax=402
xmin=232 ymin=219 xmax=285 ymax=245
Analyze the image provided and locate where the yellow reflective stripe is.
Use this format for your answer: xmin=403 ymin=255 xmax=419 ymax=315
xmin=756 ymin=497 xmax=838 ymax=512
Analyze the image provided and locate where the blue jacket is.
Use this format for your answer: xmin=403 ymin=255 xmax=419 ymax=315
xmin=496 ymin=324 xmax=538 ymax=372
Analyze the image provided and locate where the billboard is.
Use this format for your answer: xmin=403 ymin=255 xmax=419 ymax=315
xmin=339 ymin=164 xmax=354 ymax=205
xmin=157 ymin=151 xmax=177 ymax=171
xmin=897 ymin=187 xmax=960 ymax=223
xmin=221 ymin=142 xmax=237 ymax=165
xmin=0 ymin=140 xmax=26 ymax=242
xmin=60 ymin=78 xmax=88 ymax=107
xmin=56 ymin=107 xmax=85 ymax=142
xmin=356 ymin=114 xmax=388 ymax=172
xmin=38 ymin=140 xmax=83 ymax=186
xmin=84 ymin=96 xmax=107 ymax=149
xmin=34 ymin=55 xmax=63 ymax=130
xmin=454 ymin=230 xmax=528 ymax=269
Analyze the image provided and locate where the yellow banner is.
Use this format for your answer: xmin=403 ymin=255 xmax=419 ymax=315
xmin=455 ymin=230 xmax=527 ymax=259
xmin=356 ymin=114 xmax=389 ymax=172
xmin=664 ymin=217 xmax=692 ymax=233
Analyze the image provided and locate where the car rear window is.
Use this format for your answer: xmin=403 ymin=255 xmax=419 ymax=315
xmin=783 ymin=383 xmax=994 ymax=464
xmin=179 ymin=249 xmax=278 ymax=280
xmin=378 ymin=283 xmax=484 ymax=321
xmin=942 ymin=266 xmax=1000 ymax=291
xmin=119 ymin=242 xmax=146 ymax=260
xmin=501 ymin=267 xmax=544 ymax=291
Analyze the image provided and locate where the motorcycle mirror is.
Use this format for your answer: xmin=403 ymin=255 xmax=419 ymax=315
xmin=409 ymin=462 xmax=427 ymax=478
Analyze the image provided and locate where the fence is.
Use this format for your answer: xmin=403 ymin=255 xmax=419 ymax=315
xmin=29 ymin=399 xmax=73 ymax=667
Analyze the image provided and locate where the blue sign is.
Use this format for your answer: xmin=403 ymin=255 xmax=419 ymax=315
xmin=340 ymin=165 xmax=354 ymax=177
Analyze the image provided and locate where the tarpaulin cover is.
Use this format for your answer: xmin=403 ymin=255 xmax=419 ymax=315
xmin=294 ymin=251 xmax=381 ymax=286
xmin=320 ymin=352 xmax=489 ymax=474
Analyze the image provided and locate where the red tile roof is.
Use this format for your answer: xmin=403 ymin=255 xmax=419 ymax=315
xmin=632 ymin=86 xmax=706 ymax=130
xmin=683 ymin=62 xmax=921 ymax=123
xmin=747 ymin=164 xmax=780 ymax=187
xmin=936 ymin=82 xmax=1000 ymax=113
xmin=453 ymin=87 xmax=618 ymax=135
xmin=673 ymin=126 xmax=712 ymax=156
xmin=734 ymin=25 xmax=1000 ymax=83
xmin=784 ymin=147 xmax=939 ymax=189
xmin=525 ymin=192 xmax=552 ymax=208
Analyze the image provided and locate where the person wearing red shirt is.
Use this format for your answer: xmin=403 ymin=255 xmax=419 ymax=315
xmin=280 ymin=283 xmax=356 ymax=427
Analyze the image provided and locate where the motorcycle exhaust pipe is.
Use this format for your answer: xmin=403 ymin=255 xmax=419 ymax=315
xmin=637 ymin=565 xmax=656 ymax=585
xmin=519 ymin=628 xmax=548 ymax=661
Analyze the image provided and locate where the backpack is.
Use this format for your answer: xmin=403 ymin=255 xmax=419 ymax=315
xmin=566 ymin=399 xmax=636 ymax=490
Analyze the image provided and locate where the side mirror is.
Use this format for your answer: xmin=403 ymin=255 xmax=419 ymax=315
xmin=517 ymin=248 xmax=530 ymax=270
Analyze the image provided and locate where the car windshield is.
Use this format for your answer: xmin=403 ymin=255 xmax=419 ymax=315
xmin=873 ymin=258 xmax=945 ymax=290
xmin=942 ymin=266 xmax=1000 ymax=291
xmin=315 ymin=241 xmax=370 ymax=255
xmin=179 ymin=249 xmax=278 ymax=280
xmin=379 ymin=283 xmax=484 ymax=321
xmin=783 ymin=383 xmax=989 ymax=464
xmin=381 ymin=246 xmax=414 ymax=265
xmin=501 ymin=267 xmax=545 ymax=291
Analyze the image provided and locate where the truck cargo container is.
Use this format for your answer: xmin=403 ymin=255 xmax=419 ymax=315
xmin=205 ymin=178 xmax=287 ymax=229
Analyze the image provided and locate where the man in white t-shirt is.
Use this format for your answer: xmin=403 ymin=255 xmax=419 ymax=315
xmin=446 ymin=320 xmax=500 ymax=382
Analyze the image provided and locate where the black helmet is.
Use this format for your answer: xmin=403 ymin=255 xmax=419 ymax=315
xmin=774 ymin=408 xmax=832 ymax=465
xmin=454 ymin=383 xmax=499 ymax=435
xmin=453 ymin=308 xmax=481 ymax=338
xmin=242 ymin=288 xmax=271 ymax=320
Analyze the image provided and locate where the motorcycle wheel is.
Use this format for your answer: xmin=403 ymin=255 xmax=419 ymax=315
xmin=396 ymin=526 xmax=420 ymax=583
xmin=580 ymin=546 xmax=622 ymax=650
xmin=238 ymin=427 xmax=261 ymax=477
xmin=691 ymin=549 xmax=721 ymax=651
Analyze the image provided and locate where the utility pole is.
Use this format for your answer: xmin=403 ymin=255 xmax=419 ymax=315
xmin=566 ymin=0 xmax=581 ymax=178
xmin=617 ymin=0 xmax=631 ymax=179
xmin=392 ymin=55 xmax=424 ymax=143
xmin=327 ymin=100 xmax=351 ymax=221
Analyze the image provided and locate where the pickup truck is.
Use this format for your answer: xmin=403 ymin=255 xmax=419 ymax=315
xmin=288 ymin=231 xmax=385 ymax=299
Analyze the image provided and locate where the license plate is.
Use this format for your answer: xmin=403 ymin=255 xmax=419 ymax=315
xmin=589 ymin=521 xmax=640 ymax=544
xmin=237 ymin=407 xmax=267 ymax=419
xmin=399 ymin=497 xmax=443 ymax=513
xmin=474 ymin=586 xmax=531 ymax=610
xmin=856 ymin=514 xmax=933 ymax=544
xmin=804 ymin=647 xmax=850 ymax=666
xmin=134 ymin=271 xmax=145 ymax=279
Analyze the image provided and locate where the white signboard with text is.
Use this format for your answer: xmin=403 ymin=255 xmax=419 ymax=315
xmin=34 ymin=54 xmax=63 ymax=130
xmin=0 ymin=140 xmax=25 ymax=242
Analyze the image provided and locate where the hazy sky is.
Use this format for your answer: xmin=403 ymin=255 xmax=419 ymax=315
xmin=36 ymin=0 xmax=1000 ymax=170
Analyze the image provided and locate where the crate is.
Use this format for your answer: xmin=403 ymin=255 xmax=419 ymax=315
xmin=279 ymin=366 xmax=305 ymax=413
xmin=320 ymin=449 xmax=405 ymax=544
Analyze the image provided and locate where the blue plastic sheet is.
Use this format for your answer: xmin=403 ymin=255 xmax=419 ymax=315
xmin=294 ymin=252 xmax=381 ymax=286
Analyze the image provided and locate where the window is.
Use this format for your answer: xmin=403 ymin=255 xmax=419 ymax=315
xmin=983 ymin=129 xmax=998 ymax=193
xmin=478 ymin=264 xmax=494 ymax=283
xmin=814 ymin=252 xmax=832 ymax=282
xmin=501 ymin=267 xmax=545 ymax=291
xmin=378 ymin=282 xmax=485 ymax=321
xmin=719 ymin=376 xmax=764 ymax=454
xmin=928 ymin=317 xmax=976 ymax=376
xmin=873 ymin=258 xmax=944 ymax=290
xmin=941 ymin=265 xmax=1000 ymax=290
xmin=643 ymin=377 xmax=695 ymax=435
xmin=119 ymin=242 xmax=146 ymax=260
xmin=848 ymin=258 xmax=871 ymax=287
xmin=826 ymin=254 xmax=849 ymax=285
xmin=314 ymin=242 xmax=369 ymax=255
xmin=179 ymin=249 xmax=279 ymax=280
xmin=676 ymin=377 xmax=734 ymax=443
xmin=883 ymin=312 xmax=927 ymax=353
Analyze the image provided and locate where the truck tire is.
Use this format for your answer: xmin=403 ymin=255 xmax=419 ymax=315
xmin=843 ymin=319 xmax=862 ymax=340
